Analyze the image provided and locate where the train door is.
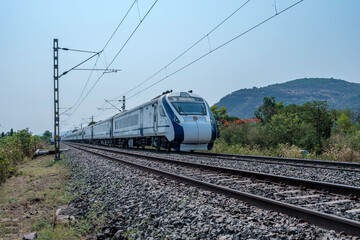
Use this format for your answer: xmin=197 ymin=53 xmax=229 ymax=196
xmin=153 ymin=104 xmax=158 ymax=134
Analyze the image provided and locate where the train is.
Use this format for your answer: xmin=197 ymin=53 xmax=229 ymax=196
xmin=62 ymin=91 xmax=217 ymax=151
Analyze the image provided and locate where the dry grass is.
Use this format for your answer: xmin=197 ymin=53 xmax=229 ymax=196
xmin=0 ymin=155 xmax=71 ymax=239
xmin=276 ymin=144 xmax=304 ymax=159
xmin=323 ymin=145 xmax=360 ymax=162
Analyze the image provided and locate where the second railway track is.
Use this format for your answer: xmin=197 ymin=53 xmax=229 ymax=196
xmin=186 ymin=151 xmax=360 ymax=172
xmin=66 ymin=143 xmax=360 ymax=236
xmin=122 ymin=147 xmax=360 ymax=172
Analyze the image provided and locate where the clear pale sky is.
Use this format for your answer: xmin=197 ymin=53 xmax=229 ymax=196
xmin=0 ymin=0 xmax=359 ymax=135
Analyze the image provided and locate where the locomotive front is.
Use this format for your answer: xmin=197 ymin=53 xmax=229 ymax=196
xmin=163 ymin=92 xmax=216 ymax=151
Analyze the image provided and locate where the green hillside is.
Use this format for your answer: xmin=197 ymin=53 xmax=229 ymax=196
xmin=215 ymin=78 xmax=360 ymax=118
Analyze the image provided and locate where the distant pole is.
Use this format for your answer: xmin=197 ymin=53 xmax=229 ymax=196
xmin=122 ymin=96 xmax=126 ymax=112
xmin=53 ymin=39 xmax=61 ymax=161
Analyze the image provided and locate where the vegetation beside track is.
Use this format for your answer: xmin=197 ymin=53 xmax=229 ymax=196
xmin=0 ymin=129 xmax=95 ymax=238
xmin=0 ymin=129 xmax=52 ymax=184
xmin=211 ymin=98 xmax=360 ymax=162
xmin=0 ymin=154 xmax=93 ymax=239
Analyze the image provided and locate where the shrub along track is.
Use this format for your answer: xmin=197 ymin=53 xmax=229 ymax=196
xmin=66 ymin=143 xmax=360 ymax=236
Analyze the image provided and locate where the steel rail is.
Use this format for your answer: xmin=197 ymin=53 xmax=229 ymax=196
xmin=82 ymin=144 xmax=360 ymax=172
xmin=63 ymin=142 xmax=360 ymax=172
xmin=70 ymin=143 xmax=360 ymax=198
xmin=122 ymin=147 xmax=360 ymax=172
xmin=114 ymin=147 xmax=360 ymax=172
xmin=186 ymin=151 xmax=360 ymax=172
xmin=67 ymin=143 xmax=360 ymax=236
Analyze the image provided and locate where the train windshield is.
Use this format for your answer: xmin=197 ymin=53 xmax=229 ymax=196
xmin=171 ymin=102 xmax=207 ymax=115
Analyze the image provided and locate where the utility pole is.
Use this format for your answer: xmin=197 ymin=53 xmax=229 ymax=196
xmin=53 ymin=39 xmax=61 ymax=161
xmin=52 ymin=39 xmax=119 ymax=161
xmin=122 ymin=96 xmax=126 ymax=112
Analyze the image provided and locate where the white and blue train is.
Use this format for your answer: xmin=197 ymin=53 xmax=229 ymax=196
xmin=62 ymin=91 xmax=217 ymax=151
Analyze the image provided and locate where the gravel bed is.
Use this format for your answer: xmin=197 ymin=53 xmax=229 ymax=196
xmin=115 ymin=148 xmax=360 ymax=187
xmin=98 ymin=149 xmax=360 ymax=221
xmin=64 ymin=146 xmax=359 ymax=239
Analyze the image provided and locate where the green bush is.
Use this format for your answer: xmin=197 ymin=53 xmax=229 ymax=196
xmin=212 ymin=98 xmax=360 ymax=161
xmin=266 ymin=113 xmax=319 ymax=151
xmin=0 ymin=129 xmax=43 ymax=183
xmin=219 ymin=122 xmax=266 ymax=147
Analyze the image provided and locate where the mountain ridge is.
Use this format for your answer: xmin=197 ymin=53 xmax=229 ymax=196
xmin=214 ymin=78 xmax=360 ymax=118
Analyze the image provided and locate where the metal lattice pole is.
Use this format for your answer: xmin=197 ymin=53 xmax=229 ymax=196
xmin=122 ymin=96 xmax=126 ymax=111
xmin=53 ymin=39 xmax=61 ymax=160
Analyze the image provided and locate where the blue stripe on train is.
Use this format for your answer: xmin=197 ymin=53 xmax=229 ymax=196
xmin=162 ymin=97 xmax=184 ymax=150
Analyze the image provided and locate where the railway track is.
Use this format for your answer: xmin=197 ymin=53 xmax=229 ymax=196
xmin=186 ymin=151 xmax=360 ymax=173
xmin=66 ymin=143 xmax=360 ymax=236
xmin=120 ymin=147 xmax=360 ymax=172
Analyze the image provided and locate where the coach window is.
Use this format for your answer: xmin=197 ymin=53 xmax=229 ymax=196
xmin=159 ymin=106 xmax=166 ymax=117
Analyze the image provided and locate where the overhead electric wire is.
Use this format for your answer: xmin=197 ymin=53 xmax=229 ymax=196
xmin=102 ymin=0 xmax=138 ymax=51
xmin=60 ymin=51 xmax=102 ymax=77
xmin=62 ymin=55 xmax=101 ymax=127
xmin=92 ymin=0 xmax=252 ymax=120
xmin=63 ymin=0 xmax=137 ymax=124
xmin=74 ymin=0 xmax=158 ymax=111
xmin=62 ymin=0 xmax=155 ymax=128
xmin=116 ymin=0 xmax=251 ymax=100
xmin=106 ymin=0 xmax=159 ymax=70
xmin=126 ymin=0 xmax=304 ymax=101
xmin=70 ymin=0 xmax=137 ymax=109
xmin=71 ymin=0 xmax=304 ymax=127
xmin=69 ymin=0 xmax=159 ymax=123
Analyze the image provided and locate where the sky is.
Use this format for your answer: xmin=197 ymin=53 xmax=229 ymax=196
xmin=0 ymin=0 xmax=359 ymax=135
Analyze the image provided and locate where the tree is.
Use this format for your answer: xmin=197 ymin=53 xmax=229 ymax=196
xmin=254 ymin=97 xmax=278 ymax=124
xmin=10 ymin=128 xmax=13 ymax=136
xmin=337 ymin=113 xmax=352 ymax=132
xmin=43 ymin=130 xmax=52 ymax=138
xmin=211 ymin=106 xmax=229 ymax=122
xmin=1 ymin=132 xmax=4 ymax=138
xmin=211 ymin=106 xmax=239 ymax=122
xmin=41 ymin=130 xmax=52 ymax=143
xmin=306 ymin=101 xmax=332 ymax=151
xmin=266 ymin=112 xmax=317 ymax=150
xmin=276 ymin=100 xmax=332 ymax=153
xmin=14 ymin=128 xmax=33 ymax=157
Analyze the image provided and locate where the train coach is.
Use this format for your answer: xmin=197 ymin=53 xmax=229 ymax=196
xmin=62 ymin=91 xmax=217 ymax=151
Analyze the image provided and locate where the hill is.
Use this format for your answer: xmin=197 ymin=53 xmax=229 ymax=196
xmin=214 ymin=78 xmax=360 ymax=118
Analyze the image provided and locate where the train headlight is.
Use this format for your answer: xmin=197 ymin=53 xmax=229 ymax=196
xmin=174 ymin=116 xmax=181 ymax=124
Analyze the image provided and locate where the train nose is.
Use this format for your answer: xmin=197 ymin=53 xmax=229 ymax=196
xmin=181 ymin=116 xmax=212 ymax=143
